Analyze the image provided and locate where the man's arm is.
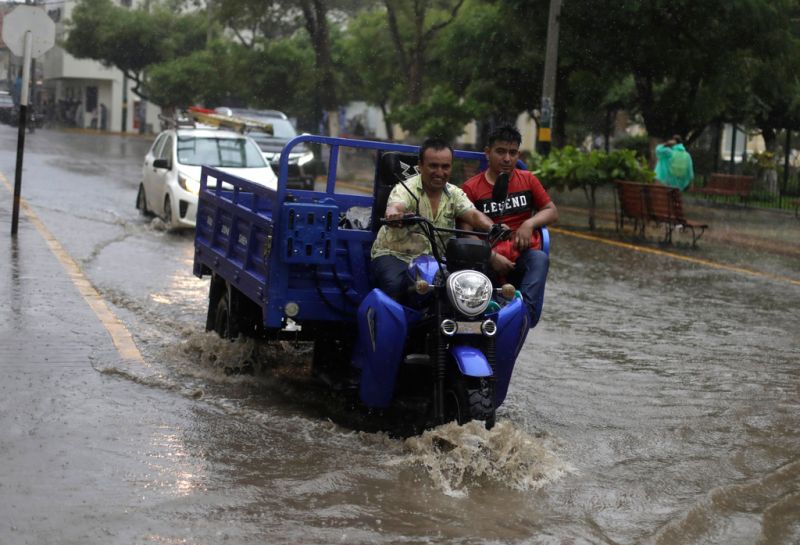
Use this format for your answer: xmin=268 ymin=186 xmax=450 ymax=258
xmin=513 ymin=201 xmax=558 ymax=252
xmin=384 ymin=200 xmax=408 ymax=226
xmin=458 ymin=208 xmax=495 ymax=232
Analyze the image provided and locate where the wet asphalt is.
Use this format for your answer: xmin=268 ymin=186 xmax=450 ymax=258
xmin=0 ymin=126 xmax=799 ymax=545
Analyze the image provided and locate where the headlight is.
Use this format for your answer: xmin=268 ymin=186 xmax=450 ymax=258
xmin=178 ymin=174 xmax=200 ymax=195
xmin=292 ymin=151 xmax=315 ymax=166
xmin=446 ymin=270 xmax=493 ymax=317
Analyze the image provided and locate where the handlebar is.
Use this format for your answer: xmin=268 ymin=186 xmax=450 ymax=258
xmin=379 ymin=214 xmax=511 ymax=245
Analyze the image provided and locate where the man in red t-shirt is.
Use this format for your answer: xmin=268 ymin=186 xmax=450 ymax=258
xmin=462 ymin=126 xmax=558 ymax=327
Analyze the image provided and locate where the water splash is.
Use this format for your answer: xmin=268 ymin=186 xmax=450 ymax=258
xmin=399 ymin=420 xmax=572 ymax=498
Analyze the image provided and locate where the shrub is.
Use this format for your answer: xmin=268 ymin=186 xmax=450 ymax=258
xmin=533 ymin=147 xmax=653 ymax=229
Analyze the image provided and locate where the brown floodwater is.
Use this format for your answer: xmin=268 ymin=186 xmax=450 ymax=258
xmin=1 ymin=126 xmax=798 ymax=544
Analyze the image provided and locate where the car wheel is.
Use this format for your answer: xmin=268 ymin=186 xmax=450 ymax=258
xmin=136 ymin=183 xmax=153 ymax=217
xmin=163 ymin=194 xmax=173 ymax=227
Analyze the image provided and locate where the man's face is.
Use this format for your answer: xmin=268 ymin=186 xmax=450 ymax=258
xmin=485 ymin=140 xmax=520 ymax=176
xmin=419 ymin=147 xmax=453 ymax=193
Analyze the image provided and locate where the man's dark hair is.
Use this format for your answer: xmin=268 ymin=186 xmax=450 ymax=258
xmin=672 ymin=134 xmax=683 ymax=144
xmin=419 ymin=137 xmax=453 ymax=164
xmin=486 ymin=125 xmax=522 ymax=148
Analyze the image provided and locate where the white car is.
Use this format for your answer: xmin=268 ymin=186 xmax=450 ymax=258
xmin=136 ymin=128 xmax=277 ymax=228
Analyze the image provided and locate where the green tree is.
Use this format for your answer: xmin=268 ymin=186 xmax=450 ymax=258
xmin=145 ymin=41 xmax=243 ymax=109
xmin=435 ymin=0 xmax=544 ymax=142
xmin=389 ymin=85 xmax=479 ymax=141
xmin=214 ymin=0 xmax=303 ymax=47
xmin=339 ymin=8 xmax=400 ymax=138
xmin=237 ymin=35 xmax=319 ymax=128
xmin=65 ymin=0 xmax=208 ymax=102
xmin=563 ymin=0 xmax=781 ymax=146
xmin=740 ymin=0 xmax=800 ymax=150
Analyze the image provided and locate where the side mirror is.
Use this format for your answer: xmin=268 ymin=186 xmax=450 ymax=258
xmin=153 ymin=158 xmax=171 ymax=170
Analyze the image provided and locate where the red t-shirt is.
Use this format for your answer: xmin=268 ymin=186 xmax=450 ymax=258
xmin=462 ymin=169 xmax=551 ymax=252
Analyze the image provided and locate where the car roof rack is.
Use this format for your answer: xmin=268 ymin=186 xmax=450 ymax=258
xmin=186 ymin=106 xmax=274 ymax=135
xmin=158 ymin=111 xmax=196 ymax=130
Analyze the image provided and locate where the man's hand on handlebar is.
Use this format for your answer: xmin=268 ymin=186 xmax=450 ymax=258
xmin=383 ymin=211 xmax=420 ymax=228
xmin=383 ymin=203 xmax=412 ymax=227
xmin=488 ymin=223 xmax=513 ymax=245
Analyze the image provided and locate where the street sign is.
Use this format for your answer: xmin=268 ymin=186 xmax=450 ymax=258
xmin=2 ymin=5 xmax=56 ymax=58
xmin=4 ymin=6 xmax=56 ymax=236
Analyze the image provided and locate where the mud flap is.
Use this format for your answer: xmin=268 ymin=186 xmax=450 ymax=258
xmin=492 ymin=297 xmax=530 ymax=407
xmin=353 ymin=289 xmax=420 ymax=408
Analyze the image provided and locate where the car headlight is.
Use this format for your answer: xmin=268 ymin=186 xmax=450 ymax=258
xmin=446 ymin=270 xmax=493 ymax=317
xmin=291 ymin=151 xmax=315 ymax=166
xmin=178 ymin=174 xmax=200 ymax=195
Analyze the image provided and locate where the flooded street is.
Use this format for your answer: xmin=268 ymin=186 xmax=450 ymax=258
xmin=1 ymin=127 xmax=799 ymax=544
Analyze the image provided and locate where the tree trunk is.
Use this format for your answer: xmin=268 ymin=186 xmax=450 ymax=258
xmin=762 ymin=127 xmax=777 ymax=152
xmin=380 ymin=103 xmax=393 ymax=141
xmin=384 ymin=0 xmax=464 ymax=107
xmin=583 ymin=184 xmax=597 ymax=230
xmin=300 ymin=0 xmax=339 ymax=137
xmin=326 ymin=109 xmax=340 ymax=139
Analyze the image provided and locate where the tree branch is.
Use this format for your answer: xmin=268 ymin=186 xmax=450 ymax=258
xmin=384 ymin=0 xmax=409 ymax=76
xmin=423 ymin=0 xmax=465 ymax=43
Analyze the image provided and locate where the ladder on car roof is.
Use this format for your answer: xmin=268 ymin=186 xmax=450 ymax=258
xmin=186 ymin=106 xmax=274 ymax=135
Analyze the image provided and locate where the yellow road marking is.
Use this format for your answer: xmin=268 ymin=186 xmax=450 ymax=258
xmin=549 ymin=227 xmax=800 ymax=286
xmin=1 ymin=173 xmax=147 ymax=364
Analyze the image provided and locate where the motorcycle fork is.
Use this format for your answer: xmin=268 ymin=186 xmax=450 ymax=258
xmin=433 ymin=298 xmax=447 ymax=424
xmin=485 ymin=334 xmax=497 ymax=401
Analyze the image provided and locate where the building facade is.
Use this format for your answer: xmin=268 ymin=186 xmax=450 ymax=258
xmin=3 ymin=0 xmax=161 ymax=133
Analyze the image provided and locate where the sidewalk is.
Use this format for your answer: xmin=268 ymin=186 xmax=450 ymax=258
xmin=549 ymin=186 xmax=800 ymax=283
xmin=0 ymin=200 xmax=125 ymax=375
xmin=0 ymin=188 xmax=203 ymax=545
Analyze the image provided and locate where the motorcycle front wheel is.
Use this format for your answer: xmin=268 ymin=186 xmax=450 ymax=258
xmin=444 ymin=375 xmax=496 ymax=430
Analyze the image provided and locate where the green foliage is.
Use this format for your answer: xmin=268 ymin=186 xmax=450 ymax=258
xmin=339 ymin=9 xmax=402 ymax=108
xmin=534 ymin=147 xmax=653 ymax=192
xmin=239 ymin=35 xmax=318 ymax=127
xmin=748 ymin=150 xmax=777 ymax=171
xmin=613 ymin=134 xmax=650 ymax=161
xmin=65 ymin=0 xmax=208 ymax=101
xmin=65 ymin=0 xmax=800 ymax=148
xmin=388 ymin=86 xmax=479 ymax=141
xmin=559 ymin=0 xmax=787 ymax=140
xmin=435 ymin=0 xmax=543 ymax=124
xmin=144 ymin=42 xmax=241 ymax=109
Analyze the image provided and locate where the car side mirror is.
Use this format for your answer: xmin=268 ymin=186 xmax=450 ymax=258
xmin=153 ymin=158 xmax=171 ymax=170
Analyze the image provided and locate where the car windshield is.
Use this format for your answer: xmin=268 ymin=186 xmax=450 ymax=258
xmin=176 ymin=136 xmax=267 ymax=168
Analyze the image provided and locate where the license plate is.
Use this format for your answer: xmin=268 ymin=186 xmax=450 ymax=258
xmin=456 ymin=321 xmax=482 ymax=334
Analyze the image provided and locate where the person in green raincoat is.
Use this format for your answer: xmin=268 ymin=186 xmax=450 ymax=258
xmin=655 ymin=135 xmax=694 ymax=191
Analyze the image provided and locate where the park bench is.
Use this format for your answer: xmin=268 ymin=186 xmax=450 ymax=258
xmin=615 ymin=181 xmax=708 ymax=246
xmin=691 ymin=173 xmax=755 ymax=202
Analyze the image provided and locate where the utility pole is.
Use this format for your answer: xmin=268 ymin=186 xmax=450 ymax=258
xmin=537 ymin=0 xmax=562 ymax=156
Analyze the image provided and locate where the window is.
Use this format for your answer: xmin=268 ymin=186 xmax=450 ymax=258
xmin=159 ymin=136 xmax=173 ymax=160
xmin=149 ymin=133 xmax=166 ymax=156
xmin=176 ymin=137 xmax=267 ymax=168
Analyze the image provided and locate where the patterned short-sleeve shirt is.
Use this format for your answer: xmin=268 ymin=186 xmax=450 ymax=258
xmin=371 ymin=174 xmax=475 ymax=263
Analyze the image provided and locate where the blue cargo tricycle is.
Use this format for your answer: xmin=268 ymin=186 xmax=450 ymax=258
xmin=193 ymin=135 xmax=549 ymax=432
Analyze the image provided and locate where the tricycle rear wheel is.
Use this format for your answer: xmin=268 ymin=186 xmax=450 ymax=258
xmin=213 ymin=291 xmax=231 ymax=339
